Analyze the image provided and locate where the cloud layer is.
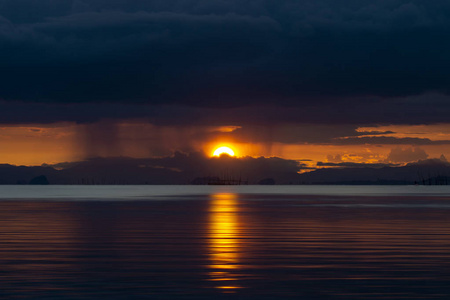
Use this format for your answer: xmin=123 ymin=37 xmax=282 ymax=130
xmin=1 ymin=0 xmax=450 ymax=165
xmin=1 ymin=0 xmax=450 ymax=121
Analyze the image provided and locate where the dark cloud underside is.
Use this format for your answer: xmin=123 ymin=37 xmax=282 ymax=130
xmin=1 ymin=92 xmax=450 ymax=126
xmin=0 ymin=0 xmax=450 ymax=117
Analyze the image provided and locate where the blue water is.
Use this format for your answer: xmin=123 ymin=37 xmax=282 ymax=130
xmin=0 ymin=185 xmax=450 ymax=299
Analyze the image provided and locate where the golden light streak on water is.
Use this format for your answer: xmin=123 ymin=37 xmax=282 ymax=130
xmin=208 ymin=193 xmax=243 ymax=292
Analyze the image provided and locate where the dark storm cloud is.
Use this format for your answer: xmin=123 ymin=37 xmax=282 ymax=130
xmin=0 ymin=8 xmax=280 ymax=104
xmin=8 ymin=152 xmax=305 ymax=184
xmin=1 ymin=0 xmax=450 ymax=123
xmin=2 ymin=92 xmax=450 ymax=126
xmin=2 ymin=153 xmax=450 ymax=184
xmin=386 ymin=146 xmax=429 ymax=163
xmin=0 ymin=152 xmax=307 ymax=184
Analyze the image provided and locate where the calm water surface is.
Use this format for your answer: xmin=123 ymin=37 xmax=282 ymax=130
xmin=0 ymin=185 xmax=450 ymax=299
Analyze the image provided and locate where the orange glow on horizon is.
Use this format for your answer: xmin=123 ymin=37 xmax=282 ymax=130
xmin=0 ymin=122 xmax=449 ymax=166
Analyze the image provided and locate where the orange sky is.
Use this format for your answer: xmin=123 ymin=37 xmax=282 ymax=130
xmin=0 ymin=121 xmax=449 ymax=166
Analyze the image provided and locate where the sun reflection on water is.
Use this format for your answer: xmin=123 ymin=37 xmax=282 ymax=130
xmin=208 ymin=193 xmax=242 ymax=292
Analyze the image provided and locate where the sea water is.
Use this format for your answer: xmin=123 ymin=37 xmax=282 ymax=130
xmin=0 ymin=185 xmax=450 ymax=299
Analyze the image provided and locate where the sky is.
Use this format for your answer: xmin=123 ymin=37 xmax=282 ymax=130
xmin=0 ymin=0 xmax=449 ymax=169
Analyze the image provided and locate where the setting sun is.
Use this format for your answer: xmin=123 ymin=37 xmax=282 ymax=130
xmin=213 ymin=146 xmax=235 ymax=157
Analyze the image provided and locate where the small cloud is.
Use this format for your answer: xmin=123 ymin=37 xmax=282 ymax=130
xmin=327 ymin=154 xmax=342 ymax=163
xmin=355 ymin=130 xmax=396 ymax=135
xmin=386 ymin=147 xmax=428 ymax=163
xmin=317 ymin=162 xmax=399 ymax=168
xmin=215 ymin=126 xmax=241 ymax=133
xmin=334 ymin=136 xmax=450 ymax=145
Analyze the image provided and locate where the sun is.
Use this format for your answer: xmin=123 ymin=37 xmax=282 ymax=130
xmin=213 ymin=146 xmax=235 ymax=157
